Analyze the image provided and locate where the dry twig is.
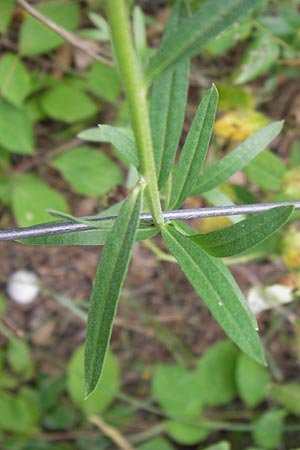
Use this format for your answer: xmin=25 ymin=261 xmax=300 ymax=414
xmin=89 ymin=415 xmax=137 ymax=450
xmin=17 ymin=0 xmax=113 ymax=66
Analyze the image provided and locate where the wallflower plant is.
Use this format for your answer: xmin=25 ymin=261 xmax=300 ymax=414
xmin=1 ymin=0 xmax=298 ymax=398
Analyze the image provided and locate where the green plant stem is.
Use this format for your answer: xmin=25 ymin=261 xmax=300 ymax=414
xmin=104 ymin=0 xmax=163 ymax=225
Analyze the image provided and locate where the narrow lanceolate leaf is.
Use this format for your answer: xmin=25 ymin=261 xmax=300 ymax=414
xmin=146 ymin=0 xmax=264 ymax=82
xmin=190 ymin=206 xmax=294 ymax=257
xmin=192 ymin=121 xmax=283 ymax=195
xmin=169 ymin=85 xmax=218 ymax=209
xmin=84 ymin=186 xmax=143 ymax=397
xmin=18 ymin=227 xmax=158 ymax=246
xmin=161 ymin=225 xmax=265 ymax=365
xmin=150 ymin=1 xmax=190 ymax=189
xmin=78 ymin=125 xmax=138 ymax=167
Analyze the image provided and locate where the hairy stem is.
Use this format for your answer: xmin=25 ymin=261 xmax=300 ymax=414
xmin=104 ymin=0 xmax=163 ymax=225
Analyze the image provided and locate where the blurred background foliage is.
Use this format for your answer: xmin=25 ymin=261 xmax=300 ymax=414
xmin=0 ymin=0 xmax=300 ymax=449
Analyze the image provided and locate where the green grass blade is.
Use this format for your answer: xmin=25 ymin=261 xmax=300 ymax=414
xmin=190 ymin=206 xmax=294 ymax=257
xmin=161 ymin=225 xmax=265 ymax=365
xmin=150 ymin=2 xmax=189 ymax=189
xmin=192 ymin=121 xmax=283 ymax=195
xmin=78 ymin=125 xmax=138 ymax=167
xmin=84 ymin=185 xmax=143 ymax=397
xmin=146 ymin=0 xmax=264 ymax=82
xmin=169 ymin=85 xmax=218 ymax=209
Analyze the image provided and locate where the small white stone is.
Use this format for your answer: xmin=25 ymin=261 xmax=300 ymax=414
xmin=6 ymin=270 xmax=40 ymax=305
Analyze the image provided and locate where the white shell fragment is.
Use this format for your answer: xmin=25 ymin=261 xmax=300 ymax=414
xmin=247 ymin=284 xmax=294 ymax=315
xmin=6 ymin=269 xmax=40 ymax=305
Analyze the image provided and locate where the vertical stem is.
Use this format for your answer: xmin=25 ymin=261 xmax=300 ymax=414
xmin=105 ymin=0 xmax=163 ymax=225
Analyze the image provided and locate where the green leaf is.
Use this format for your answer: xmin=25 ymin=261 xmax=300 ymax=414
xmin=217 ymin=83 xmax=253 ymax=111
xmin=67 ymin=345 xmax=119 ymax=414
xmin=233 ymin=32 xmax=279 ymax=85
xmin=138 ymin=437 xmax=175 ymax=450
xmin=41 ymin=85 xmax=98 ymax=123
xmin=19 ymin=0 xmax=79 ymax=56
xmin=150 ymin=1 xmax=189 ymax=189
xmin=164 ymin=420 xmax=209 ymax=445
xmin=12 ymin=174 xmax=69 ymax=227
xmin=244 ymin=149 xmax=286 ymax=192
xmin=78 ymin=125 xmax=138 ymax=167
xmin=192 ymin=121 xmax=283 ymax=195
xmin=203 ymin=187 xmax=244 ymax=224
xmin=146 ymin=0 xmax=264 ymax=82
xmin=205 ymin=19 xmax=251 ymax=56
xmin=88 ymin=61 xmax=121 ymax=102
xmin=169 ymin=85 xmax=218 ymax=209
xmin=51 ymin=146 xmax=122 ymax=196
xmin=84 ymin=185 xmax=143 ymax=396
xmin=133 ymin=5 xmax=148 ymax=64
xmin=0 ymin=0 xmax=14 ymax=33
xmin=0 ymin=99 xmax=34 ymax=154
xmin=252 ymin=410 xmax=286 ymax=450
xmin=189 ymin=206 xmax=294 ymax=257
xmin=18 ymin=226 xmax=158 ymax=246
xmin=161 ymin=225 xmax=265 ymax=365
xmin=196 ymin=340 xmax=238 ymax=406
xmin=0 ymin=389 xmax=39 ymax=433
xmin=236 ymin=353 xmax=270 ymax=407
xmin=270 ymin=384 xmax=300 ymax=416
xmin=7 ymin=338 xmax=34 ymax=380
xmin=0 ymin=53 xmax=31 ymax=107
xmin=152 ymin=364 xmax=205 ymax=419
xmin=203 ymin=442 xmax=231 ymax=450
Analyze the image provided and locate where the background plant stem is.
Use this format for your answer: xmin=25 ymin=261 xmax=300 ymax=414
xmin=104 ymin=0 xmax=163 ymax=224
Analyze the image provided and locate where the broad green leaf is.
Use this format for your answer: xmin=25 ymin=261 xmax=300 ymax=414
xmin=85 ymin=185 xmax=143 ymax=396
xmin=190 ymin=206 xmax=294 ymax=257
xmin=236 ymin=354 xmax=270 ymax=407
xmin=270 ymin=384 xmax=300 ymax=416
xmin=67 ymin=345 xmax=119 ymax=414
xmin=196 ymin=340 xmax=238 ymax=406
xmin=88 ymin=61 xmax=121 ymax=102
xmin=41 ymin=85 xmax=98 ymax=123
xmin=138 ymin=437 xmax=175 ymax=450
xmin=192 ymin=121 xmax=283 ymax=195
xmin=12 ymin=174 xmax=69 ymax=227
xmin=203 ymin=442 xmax=230 ymax=450
xmin=0 ymin=99 xmax=34 ymax=154
xmin=78 ymin=125 xmax=138 ymax=167
xmin=252 ymin=410 xmax=286 ymax=450
xmin=51 ymin=146 xmax=122 ymax=196
xmin=18 ymin=226 xmax=158 ymax=246
xmin=152 ymin=364 xmax=205 ymax=419
xmin=164 ymin=420 xmax=209 ymax=445
xmin=150 ymin=1 xmax=189 ymax=189
xmin=7 ymin=338 xmax=34 ymax=381
xmin=146 ymin=0 xmax=264 ymax=82
xmin=244 ymin=149 xmax=286 ymax=192
xmin=161 ymin=225 xmax=265 ymax=365
xmin=233 ymin=33 xmax=279 ymax=85
xmin=0 ymin=0 xmax=14 ymax=33
xmin=0 ymin=388 xmax=39 ymax=433
xmin=19 ymin=0 xmax=79 ymax=56
xmin=169 ymin=85 xmax=218 ymax=209
xmin=0 ymin=53 xmax=31 ymax=107
xmin=258 ymin=15 xmax=294 ymax=37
